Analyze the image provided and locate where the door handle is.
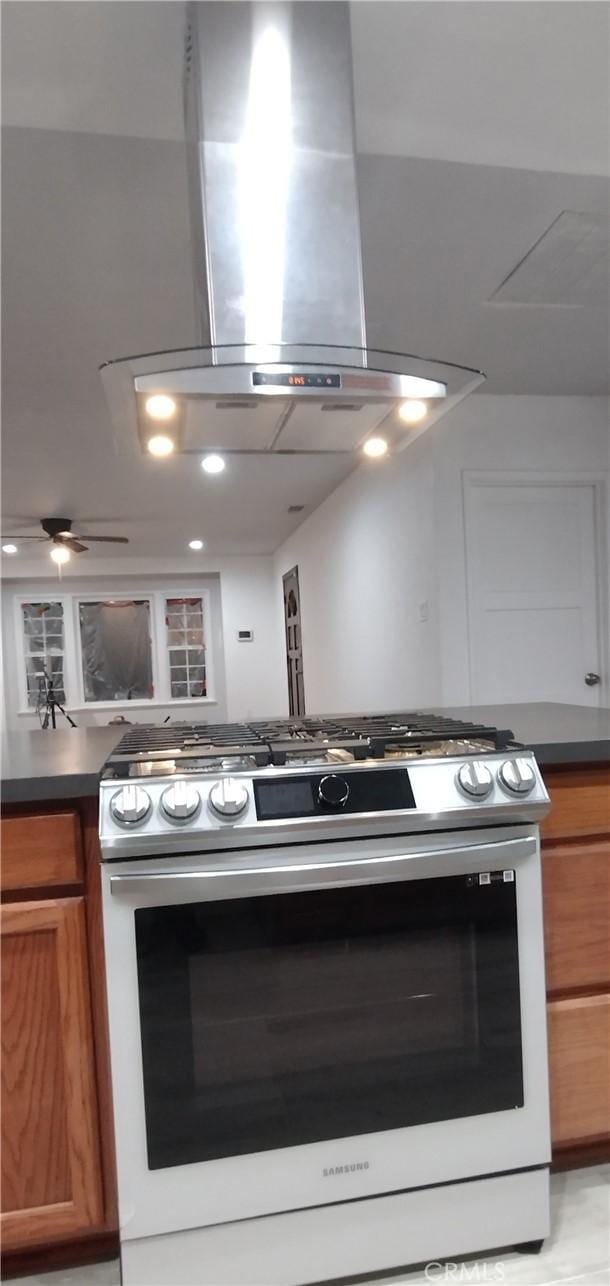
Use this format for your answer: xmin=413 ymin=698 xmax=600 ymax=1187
xmin=585 ymin=672 xmax=601 ymax=686
xmin=109 ymin=836 xmax=538 ymax=903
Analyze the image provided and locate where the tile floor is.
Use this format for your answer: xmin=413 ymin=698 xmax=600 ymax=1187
xmin=6 ymin=1167 xmax=609 ymax=1286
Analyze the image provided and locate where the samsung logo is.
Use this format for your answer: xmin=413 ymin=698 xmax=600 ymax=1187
xmin=323 ymin=1162 xmax=370 ymax=1177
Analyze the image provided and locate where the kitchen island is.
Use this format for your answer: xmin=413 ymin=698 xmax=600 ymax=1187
xmin=1 ymin=705 xmax=608 ymax=1275
xmin=1 ymin=703 xmax=609 ymax=807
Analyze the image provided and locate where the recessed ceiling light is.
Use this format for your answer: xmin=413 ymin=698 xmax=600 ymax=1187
xmin=145 ymin=394 xmax=177 ymax=421
xmin=362 ymin=436 xmax=388 ymax=459
xmin=398 ymin=399 xmax=428 ymax=424
xmin=50 ymin=545 xmax=70 ymax=565
xmin=188 ymin=539 xmax=205 ymax=551
xmin=147 ymin=434 xmax=175 ymax=457
xmin=201 ymin=454 xmax=226 ymax=475
xmin=2 ymin=543 xmax=18 ymax=554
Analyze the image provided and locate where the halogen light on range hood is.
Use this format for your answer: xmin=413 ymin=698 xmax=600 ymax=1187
xmin=100 ymin=2 xmax=484 ymax=462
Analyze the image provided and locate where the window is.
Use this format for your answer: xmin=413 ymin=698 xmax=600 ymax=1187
xmin=16 ymin=587 xmax=214 ymax=711
xmin=165 ymin=597 xmax=207 ymax=698
xmin=79 ymin=600 xmax=154 ymax=702
xmin=21 ymin=601 xmax=66 ymax=708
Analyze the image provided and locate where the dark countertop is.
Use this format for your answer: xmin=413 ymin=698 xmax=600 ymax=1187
xmin=1 ymin=703 xmax=608 ymax=807
xmin=1 ymin=726 xmax=123 ymax=805
xmin=427 ymin=703 xmax=610 ymax=768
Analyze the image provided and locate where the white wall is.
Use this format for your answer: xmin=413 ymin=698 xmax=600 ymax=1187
xmin=274 ymin=396 xmax=609 ymax=715
xmin=218 ymin=559 xmax=288 ymax=721
xmin=2 ymin=556 xmax=287 ymax=731
xmin=275 ymin=430 xmax=441 ymax=714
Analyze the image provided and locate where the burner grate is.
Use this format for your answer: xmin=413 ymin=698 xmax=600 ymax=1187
xmin=107 ymin=722 xmax=272 ymax=766
xmin=105 ymin=712 xmax=517 ymax=771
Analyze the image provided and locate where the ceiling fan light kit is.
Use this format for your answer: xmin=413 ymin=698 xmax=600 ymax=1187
xmin=1 ymin=517 xmax=130 ymax=560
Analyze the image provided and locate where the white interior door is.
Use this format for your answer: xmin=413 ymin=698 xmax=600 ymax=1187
xmin=465 ymin=481 xmax=604 ymax=706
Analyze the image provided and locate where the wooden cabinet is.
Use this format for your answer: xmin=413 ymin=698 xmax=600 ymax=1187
xmin=543 ymin=839 xmax=610 ymax=995
xmin=541 ymin=765 xmax=610 ymax=842
xmin=548 ymin=995 xmax=610 ymax=1147
xmin=1 ymin=898 xmax=104 ymax=1250
xmin=1 ymin=803 xmax=117 ymax=1275
xmin=1 ymin=813 xmax=82 ymax=892
xmin=542 ymin=764 xmax=610 ymax=1165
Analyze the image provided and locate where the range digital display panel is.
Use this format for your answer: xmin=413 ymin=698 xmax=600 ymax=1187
xmin=255 ymin=780 xmax=315 ymax=819
xmin=254 ymin=770 xmax=415 ymax=821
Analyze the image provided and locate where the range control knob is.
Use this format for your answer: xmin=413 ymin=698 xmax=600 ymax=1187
xmin=318 ymin=774 xmax=350 ymax=809
xmin=110 ymin=784 xmax=152 ymax=827
xmin=208 ymin=777 xmax=249 ymax=820
xmin=160 ymin=780 xmax=201 ymax=824
xmin=456 ymin=761 xmax=493 ymax=799
xmin=499 ymin=758 xmax=537 ymax=796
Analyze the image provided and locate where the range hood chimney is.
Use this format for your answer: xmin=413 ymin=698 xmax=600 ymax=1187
xmin=101 ymin=2 xmax=484 ymax=460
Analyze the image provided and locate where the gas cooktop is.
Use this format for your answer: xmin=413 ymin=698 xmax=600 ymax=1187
xmin=98 ymin=711 xmax=548 ymax=858
xmin=103 ymin=711 xmax=518 ymax=776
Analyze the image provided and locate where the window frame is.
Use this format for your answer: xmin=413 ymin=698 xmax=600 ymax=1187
xmin=15 ymin=587 xmax=216 ymax=713
xmin=163 ymin=594 xmax=210 ymax=702
xmin=16 ymin=597 xmax=69 ymax=712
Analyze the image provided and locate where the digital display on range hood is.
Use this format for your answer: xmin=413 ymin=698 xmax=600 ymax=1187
xmin=252 ymin=372 xmax=342 ymax=389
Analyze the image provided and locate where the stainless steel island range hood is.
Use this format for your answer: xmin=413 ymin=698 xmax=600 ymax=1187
xmin=101 ymin=2 xmax=484 ymax=462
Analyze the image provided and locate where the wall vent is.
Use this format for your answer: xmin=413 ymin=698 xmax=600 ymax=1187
xmin=215 ymin=400 xmax=258 ymax=411
xmin=320 ymin=403 xmax=363 ymax=413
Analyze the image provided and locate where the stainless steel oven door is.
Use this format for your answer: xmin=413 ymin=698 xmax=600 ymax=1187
xmin=101 ymin=825 xmax=550 ymax=1243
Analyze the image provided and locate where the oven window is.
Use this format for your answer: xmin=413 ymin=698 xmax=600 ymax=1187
xmin=135 ymin=873 xmax=523 ymax=1170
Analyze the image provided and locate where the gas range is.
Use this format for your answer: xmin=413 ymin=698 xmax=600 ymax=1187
xmin=99 ymin=710 xmax=551 ymax=1284
xmin=99 ymin=711 xmax=549 ymax=858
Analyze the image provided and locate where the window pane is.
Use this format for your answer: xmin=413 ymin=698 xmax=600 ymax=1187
xmin=186 ymin=648 xmax=206 ymax=667
xmin=22 ymin=603 xmax=65 ymax=706
xmin=79 ymin=600 xmax=153 ymax=702
xmin=165 ymin=597 xmax=207 ymax=702
xmin=25 ymin=654 xmax=66 ymax=707
xmin=188 ymin=677 xmax=207 ymax=698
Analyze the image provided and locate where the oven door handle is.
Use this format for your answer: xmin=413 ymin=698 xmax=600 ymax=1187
xmin=109 ymin=835 xmax=536 ymax=903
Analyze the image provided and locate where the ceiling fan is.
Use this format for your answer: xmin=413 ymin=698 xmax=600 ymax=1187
xmin=3 ymin=517 xmax=129 ymax=554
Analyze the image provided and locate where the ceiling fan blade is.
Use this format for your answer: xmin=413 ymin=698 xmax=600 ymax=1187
xmin=61 ymin=537 xmax=88 ymax=553
xmin=2 ymin=535 xmax=47 ymax=541
xmin=73 ymin=535 xmax=129 ymax=544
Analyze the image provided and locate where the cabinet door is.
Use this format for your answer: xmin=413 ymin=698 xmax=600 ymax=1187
xmin=541 ymin=766 xmax=610 ymax=841
xmin=1 ymin=813 xmax=82 ymax=893
xmin=548 ymin=994 xmax=610 ymax=1148
xmin=1 ymin=898 xmax=104 ymax=1250
xmin=543 ymin=838 xmax=610 ymax=994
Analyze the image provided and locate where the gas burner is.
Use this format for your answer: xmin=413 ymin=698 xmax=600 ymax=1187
xmin=383 ymin=738 xmax=498 ymax=760
xmin=278 ymin=747 xmax=357 ymax=768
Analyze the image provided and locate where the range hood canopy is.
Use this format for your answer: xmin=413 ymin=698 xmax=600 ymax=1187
xmin=101 ymin=2 xmax=484 ymax=457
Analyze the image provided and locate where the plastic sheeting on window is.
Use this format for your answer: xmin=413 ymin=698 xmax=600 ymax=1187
xmin=79 ymin=600 xmax=153 ymax=702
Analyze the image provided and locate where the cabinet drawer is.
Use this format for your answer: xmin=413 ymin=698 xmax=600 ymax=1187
xmin=1 ymin=813 xmax=82 ymax=892
xmin=548 ymin=994 xmax=610 ymax=1148
xmin=542 ymin=766 xmax=610 ymax=841
xmin=543 ymin=839 xmax=610 ymax=994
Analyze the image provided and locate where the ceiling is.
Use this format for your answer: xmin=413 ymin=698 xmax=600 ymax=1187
xmin=2 ymin=1 xmax=609 ymax=562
